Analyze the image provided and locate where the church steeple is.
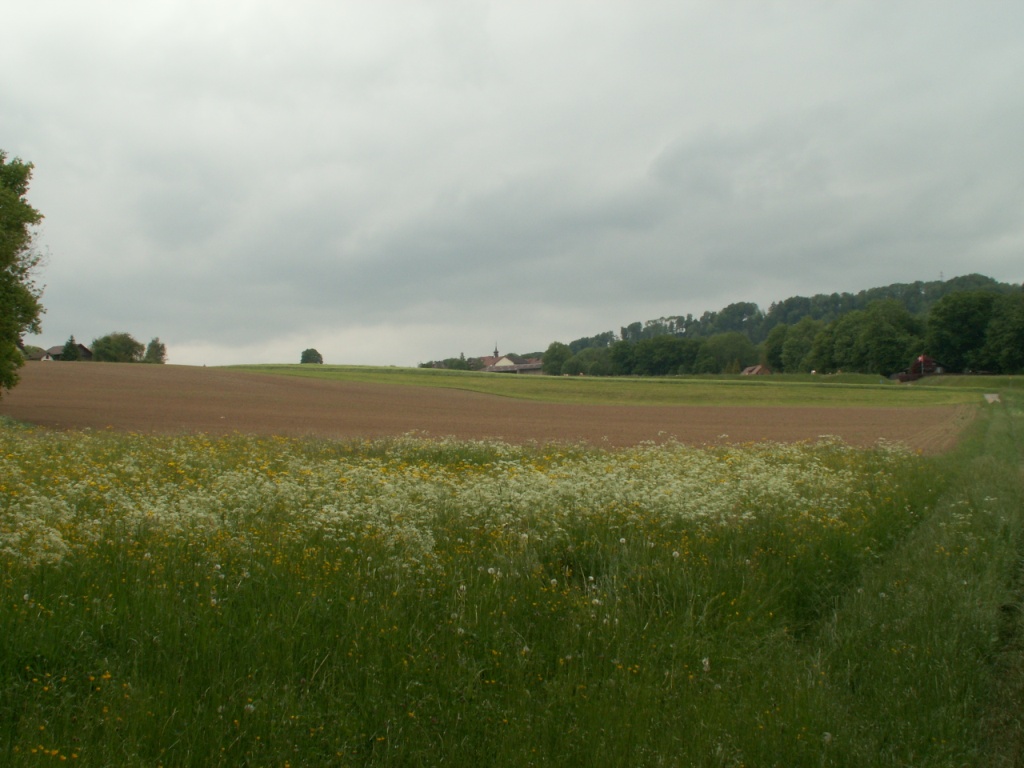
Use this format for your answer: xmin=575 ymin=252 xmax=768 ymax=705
xmin=494 ymin=344 xmax=499 ymax=357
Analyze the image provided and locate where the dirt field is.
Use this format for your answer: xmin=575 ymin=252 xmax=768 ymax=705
xmin=0 ymin=363 xmax=975 ymax=453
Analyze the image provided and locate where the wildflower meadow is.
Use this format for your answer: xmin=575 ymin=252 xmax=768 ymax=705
xmin=2 ymin=392 xmax=1022 ymax=766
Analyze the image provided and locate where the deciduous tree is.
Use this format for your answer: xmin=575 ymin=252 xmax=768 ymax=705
xmin=92 ymin=332 xmax=145 ymax=363
xmin=982 ymin=292 xmax=1024 ymax=373
xmin=761 ymin=324 xmax=788 ymax=371
xmin=693 ymin=332 xmax=758 ymax=374
xmin=300 ymin=348 xmax=323 ymax=364
xmin=0 ymin=150 xmax=45 ymax=394
xmin=780 ymin=317 xmax=822 ymax=373
xmin=144 ymin=338 xmax=167 ymax=364
xmin=542 ymin=342 xmax=571 ymax=375
xmin=925 ymin=291 xmax=997 ymax=372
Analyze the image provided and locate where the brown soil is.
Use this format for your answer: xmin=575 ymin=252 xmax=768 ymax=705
xmin=0 ymin=363 xmax=975 ymax=453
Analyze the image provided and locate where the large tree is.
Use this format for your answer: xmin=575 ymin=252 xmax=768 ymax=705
xmin=541 ymin=341 xmax=571 ymax=375
xmin=925 ymin=291 xmax=998 ymax=372
xmin=982 ymin=292 xmax=1024 ymax=373
xmin=780 ymin=317 xmax=823 ymax=373
xmin=144 ymin=337 xmax=168 ymax=364
xmin=632 ymin=335 xmax=701 ymax=376
xmin=693 ymin=332 xmax=758 ymax=374
xmin=855 ymin=300 xmax=923 ymax=376
xmin=0 ymin=151 xmax=45 ymax=395
xmin=761 ymin=324 xmax=788 ymax=371
xmin=92 ymin=332 xmax=145 ymax=362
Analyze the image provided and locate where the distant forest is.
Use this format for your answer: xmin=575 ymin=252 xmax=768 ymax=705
xmin=426 ymin=274 xmax=1024 ymax=377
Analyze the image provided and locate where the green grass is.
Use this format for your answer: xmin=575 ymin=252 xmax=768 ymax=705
xmin=231 ymin=364 xmax=981 ymax=407
xmin=1 ymin=386 xmax=1022 ymax=766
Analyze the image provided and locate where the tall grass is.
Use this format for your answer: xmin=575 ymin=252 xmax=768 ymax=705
xmin=1 ymin=395 xmax=1021 ymax=765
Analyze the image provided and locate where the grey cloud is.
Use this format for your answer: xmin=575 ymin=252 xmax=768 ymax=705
xmin=3 ymin=2 xmax=1022 ymax=365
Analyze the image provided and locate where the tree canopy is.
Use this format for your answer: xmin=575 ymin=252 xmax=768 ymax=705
xmin=431 ymin=274 xmax=1024 ymax=378
xmin=144 ymin=338 xmax=167 ymax=364
xmin=925 ymin=291 xmax=998 ymax=372
xmin=61 ymin=335 xmax=81 ymax=361
xmin=92 ymin=332 xmax=145 ymax=363
xmin=0 ymin=150 xmax=45 ymax=394
xmin=300 ymin=348 xmax=323 ymax=364
xmin=541 ymin=342 xmax=571 ymax=375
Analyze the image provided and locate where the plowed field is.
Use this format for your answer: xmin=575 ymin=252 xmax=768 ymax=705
xmin=0 ymin=363 xmax=974 ymax=452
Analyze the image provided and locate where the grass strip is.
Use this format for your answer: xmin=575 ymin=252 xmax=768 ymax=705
xmin=231 ymin=364 xmax=979 ymax=407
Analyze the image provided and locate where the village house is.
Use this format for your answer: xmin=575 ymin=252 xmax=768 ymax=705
xmin=479 ymin=347 xmax=544 ymax=374
xmin=30 ymin=343 xmax=94 ymax=361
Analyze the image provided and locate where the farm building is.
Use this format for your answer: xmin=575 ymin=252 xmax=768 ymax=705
xmin=32 ymin=343 xmax=94 ymax=361
xmin=479 ymin=348 xmax=544 ymax=374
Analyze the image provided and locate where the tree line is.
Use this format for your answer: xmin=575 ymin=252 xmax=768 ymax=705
xmin=54 ymin=332 xmax=167 ymax=364
xmin=543 ymin=277 xmax=1024 ymax=377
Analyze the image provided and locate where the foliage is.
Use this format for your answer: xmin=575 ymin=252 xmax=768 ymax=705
xmin=547 ymin=274 xmax=1020 ymax=378
xmin=608 ymin=339 xmax=636 ymax=375
xmin=823 ymin=301 xmax=922 ymax=375
xmin=299 ymin=347 xmax=323 ymax=365
xmin=60 ymin=335 xmax=80 ymax=362
xmin=983 ymin=293 xmax=1024 ymax=373
xmin=925 ymin=290 xmax=999 ymax=372
xmin=762 ymin=323 xmax=788 ymax=371
xmin=427 ymin=275 xmax=1020 ymax=379
xmin=693 ymin=331 xmax=758 ymax=373
xmin=91 ymin=332 xmax=145 ymax=363
xmin=857 ymin=300 xmax=924 ymax=375
xmin=780 ymin=317 xmax=822 ymax=372
xmin=563 ymin=345 xmax=614 ymax=376
xmin=631 ymin=334 xmax=701 ymax=375
xmin=0 ymin=150 xmax=45 ymax=395
xmin=143 ymin=337 xmax=167 ymax=364
xmin=542 ymin=341 xmax=571 ymax=375
xmin=568 ymin=330 xmax=615 ymax=354
xmin=760 ymin=273 xmax=1014 ymax=338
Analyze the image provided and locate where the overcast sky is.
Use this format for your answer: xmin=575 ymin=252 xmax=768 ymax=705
xmin=3 ymin=2 xmax=1022 ymax=366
